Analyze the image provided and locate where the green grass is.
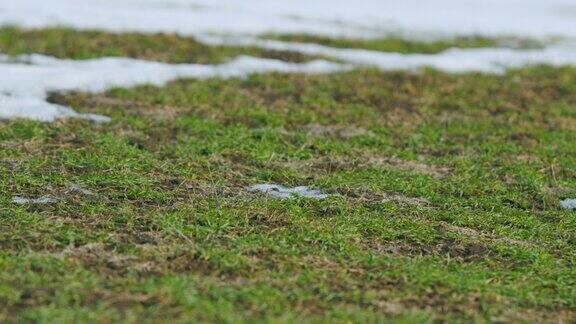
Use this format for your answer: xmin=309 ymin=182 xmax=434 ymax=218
xmin=1 ymin=29 xmax=576 ymax=322
xmin=264 ymin=34 xmax=542 ymax=54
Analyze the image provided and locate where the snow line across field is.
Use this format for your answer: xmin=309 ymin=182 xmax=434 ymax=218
xmin=3 ymin=0 xmax=576 ymax=121
xmin=0 ymin=54 xmax=347 ymax=122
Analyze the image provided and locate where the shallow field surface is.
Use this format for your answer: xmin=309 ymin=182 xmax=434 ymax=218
xmin=1 ymin=23 xmax=576 ymax=323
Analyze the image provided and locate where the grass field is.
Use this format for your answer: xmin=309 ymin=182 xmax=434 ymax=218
xmin=1 ymin=28 xmax=576 ymax=323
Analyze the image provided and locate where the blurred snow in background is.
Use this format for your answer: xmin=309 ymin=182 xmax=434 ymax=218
xmin=2 ymin=0 xmax=576 ymax=40
xmin=2 ymin=0 xmax=576 ymax=121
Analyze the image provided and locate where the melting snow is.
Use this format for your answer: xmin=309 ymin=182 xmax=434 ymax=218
xmin=0 ymin=54 xmax=346 ymax=122
xmin=247 ymin=184 xmax=331 ymax=200
xmin=4 ymin=43 xmax=576 ymax=122
xmin=3 ymin=1 xmax=576 ymax=121
xmin=12 ymin=195 xmax=57 ymax=205
xmin=560 ymin=199 xmax=576 ymax=210
xmin=0 ymin=96 xmax=111 ymax=123
xmin=199 ymin=36 xmax=576 ymax=74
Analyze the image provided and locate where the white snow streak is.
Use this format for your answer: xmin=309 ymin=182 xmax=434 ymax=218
xmin=247 ymin=184 xmax=332 ymax=200
xmin=12 ymin=195 xmax=57 ymax=205
xmin=0 ymin=55 xmax=347 ymax=122
xmin=199 ymin=36 xmax=576 ymax=74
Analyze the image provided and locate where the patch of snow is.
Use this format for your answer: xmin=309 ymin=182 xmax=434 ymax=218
xmin=560 ymin=199 xmax=576 ymax=210
xmin=2 ymin=0 xmax=576 ymax=41
xmin=247 ymin=184 xmax=331 ymax=200
xmin=199 ymin=36 xmax=576 ymax=74
xmin=0 ymin=54 xmax=347 ymax=122
xmin=0 ymin=95 xmax=111 ymax=123
xmin=12 ymin=195 xmax=57 ymax=205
